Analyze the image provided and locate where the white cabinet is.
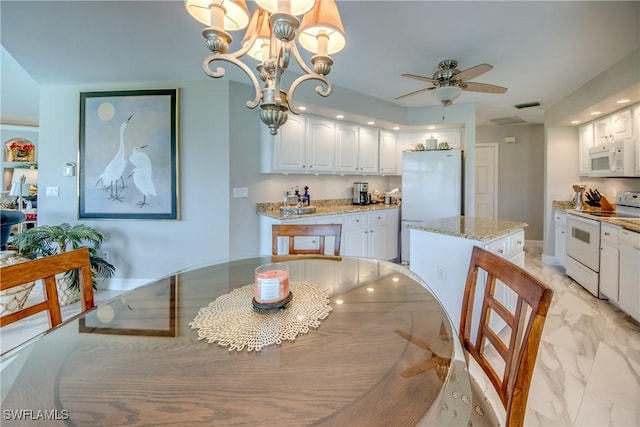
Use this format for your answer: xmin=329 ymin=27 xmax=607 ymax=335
xmin=261 ymin=115 xmax=335 ymax=173
xmin=335 ymin=125 xmax=379 ymax=174
xmin=599 ymin=223 xmax=620 ymax=303
xmin=378 ymin=131 xmax=397 ymax=175
xmin=343 ymin=212 xmax=388 ymax=259
xmin=578 ymin=123 xmax=594 ymax=176
xmin=259 ymin=208 xmax=399 ymax=261
xmin=357 ymin=127 xmax=379 ymax=173
xmin=554 ymin=210 xmax=567 ymax=268
xmin=634 ymin=105 xmax=640 ymax=175
xmin=594 ymin=108 xmax=632 ymax=144
xmin=619 ymin=228 xmax=640 ymax=322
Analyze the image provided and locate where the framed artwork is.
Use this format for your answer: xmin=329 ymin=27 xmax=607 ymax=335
xmin=79 ymin=276 xmax=178 ymax=337
xmin=79 ymin=89 xmax=179 ymax=219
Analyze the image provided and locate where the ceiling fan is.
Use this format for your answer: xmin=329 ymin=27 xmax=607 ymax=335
xmin=396 ymin=59 xmax=508 ymax=106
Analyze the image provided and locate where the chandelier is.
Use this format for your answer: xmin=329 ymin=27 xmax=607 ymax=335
xmin=186 ymin=0 xmax=347 ymax=135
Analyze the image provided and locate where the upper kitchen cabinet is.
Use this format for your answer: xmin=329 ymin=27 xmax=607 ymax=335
xmin=335 ymin=124 xmax=379 ymax=174
xmin=261 ymin=115 xmax=335 ymax=173
xmin=378 ymin=131 xmax=397 ymax=175
xmin=594 ymin=108 xmax=632 ymax=144
xmin=578 ymin=123 xmax=594 ymax=176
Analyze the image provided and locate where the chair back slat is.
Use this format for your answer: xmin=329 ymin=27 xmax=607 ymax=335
xmin=271 ymin=224 xmax=342 ymax=262
xmin=460 ymin=246 xmax=553 ymax=427
xmin=0 ymin=248 xmax=94 ymax=329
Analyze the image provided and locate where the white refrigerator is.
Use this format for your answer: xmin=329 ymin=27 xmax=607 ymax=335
xmin=401 ymin=150 xmax=463 ymax=264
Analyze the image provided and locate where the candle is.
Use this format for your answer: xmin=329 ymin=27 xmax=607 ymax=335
xmin=254 ymin=263 xmax=290 ymax=304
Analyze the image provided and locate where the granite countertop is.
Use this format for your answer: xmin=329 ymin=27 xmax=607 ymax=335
xmin=406 ymin=216 xmax=528 ymax=241
xmin=553 ymin=200 xmax=640 ymax=233
xmin=257 ymin=199 xmax=400 ymax=220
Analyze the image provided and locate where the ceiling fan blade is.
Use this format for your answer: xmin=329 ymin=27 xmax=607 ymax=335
xmin=461 ymin=81 xmax=508 ymax=94
xmin=395 ymin=87 xmax=434 ymax=100
xmin=454 ymin=63 xmax=493 ymax=82
xmin=401 ymin=73 xmax=438 ymax=84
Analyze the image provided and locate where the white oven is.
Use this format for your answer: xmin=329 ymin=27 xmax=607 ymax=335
xmin=566 ymin=214 xmax=601 ymax=297
xmin=588 ymin=140 xmax=635 ymax=177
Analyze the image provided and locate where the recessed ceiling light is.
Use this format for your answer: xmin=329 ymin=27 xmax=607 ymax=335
xmin=298 ymin=106 xmax=307 ymax=111
xmin=336 ymin=114 xmax=344 ymax=119
xmin=427 ymin=126 xmax=436 ymax=130
xmin=590 ymin=111 xmax=602 ymax=116
xmin=570 ymin=120 xmax=581 ymax=125
xmin=392 ymin=126 xmax=400 ymax=130
xmin=367 ymin=121 xmax=375 ymax=125
xmin=616 ymin=99 xmax=631 ymax=104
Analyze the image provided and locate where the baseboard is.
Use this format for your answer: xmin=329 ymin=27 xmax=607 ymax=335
xmin=525 ymin=239 xmax=543 ymax=249
xmin=541 ymin=253 xmax=560 ymax=266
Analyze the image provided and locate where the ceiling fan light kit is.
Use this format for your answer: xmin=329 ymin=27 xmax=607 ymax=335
xmin=186 ymin=0 xmax=346 ymax=135
xmin=396 ymin=59 xmax=508 ymax=107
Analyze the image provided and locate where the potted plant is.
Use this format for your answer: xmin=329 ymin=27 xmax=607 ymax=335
xmin=11 ymin=223 xmax=115 ymax=305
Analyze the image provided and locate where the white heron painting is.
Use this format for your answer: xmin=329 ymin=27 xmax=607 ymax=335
xmin=79 ymin=89 xmax=179 ymax=220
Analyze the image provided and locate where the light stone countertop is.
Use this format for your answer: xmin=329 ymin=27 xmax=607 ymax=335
xmin=553 ymin=200 xmax=640 ymax=233
xmin=257 ymin=199 xmax=400 ymax=220
xmin=406 ymin=216 xmax=528 ymax=242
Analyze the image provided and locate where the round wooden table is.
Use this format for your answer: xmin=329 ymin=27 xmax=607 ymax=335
xmin=1 ymin=256 xmax=471 ymax=426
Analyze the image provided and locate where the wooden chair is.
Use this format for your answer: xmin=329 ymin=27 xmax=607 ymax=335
xmin=271 ymin=224 xmax=342 ymax=262
xmin=0 ymin=248 xmax=94 ymax=329
xmin=460 ymin=246 xmax=553 ymax=427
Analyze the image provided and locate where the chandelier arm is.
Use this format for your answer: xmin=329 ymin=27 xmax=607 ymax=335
xmin=202 ymin=55 xmax=262 ymax=109
xmin=289 ymin=42 xmax=315 ymax=75
xmin=287 ymin=74 xmax=333 ymax=115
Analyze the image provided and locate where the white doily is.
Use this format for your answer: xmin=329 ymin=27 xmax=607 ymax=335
xmin=190 ymin=281 xmax=332 ymax=352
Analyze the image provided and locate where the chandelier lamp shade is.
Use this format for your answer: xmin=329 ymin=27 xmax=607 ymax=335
xmin=431 ymin=86 xmax=463 ymax=107
xmin=185 ymin=0 xmax=347 ymax=135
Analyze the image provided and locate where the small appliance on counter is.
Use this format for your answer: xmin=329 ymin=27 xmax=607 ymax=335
xmin=353 ymin=182 xmax=370 ymax=205
xmin=572 ymin=184 xmax=585 ymax=210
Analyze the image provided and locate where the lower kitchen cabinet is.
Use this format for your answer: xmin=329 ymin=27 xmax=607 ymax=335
xmin=619 ymin=228 xmax=640 ymax=321
xmin=554 ymin=210 xmax=567 ymax=268
xmin=258 ymin=208 xmax=399 ymax=261
xmin=599 ymin=223 xmax=620 ymax=303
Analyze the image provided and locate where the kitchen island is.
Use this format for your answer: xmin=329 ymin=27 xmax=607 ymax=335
xmin=408 ymin=216 xmax=528 ymax=332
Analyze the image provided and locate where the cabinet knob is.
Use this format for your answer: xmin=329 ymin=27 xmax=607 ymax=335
xmin=370 ymin=230 xmax=374 ymax=233
xmin=498 ymin=249 xmax=504 ymax=254
xmin=604 ymin=232 xmax=610 ymax=236
xmin=302 ymin=165 xmax=306 ymax=168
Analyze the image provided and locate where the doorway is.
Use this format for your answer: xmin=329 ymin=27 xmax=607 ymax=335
xmin=475 ymin=143 xmax=498 ymax=219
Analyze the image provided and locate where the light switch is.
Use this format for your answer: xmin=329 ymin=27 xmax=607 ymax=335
xmin=46 ymin=186 xmax=59 ymax=197
xmin=233 ymin=187 xmax=249 ymax=198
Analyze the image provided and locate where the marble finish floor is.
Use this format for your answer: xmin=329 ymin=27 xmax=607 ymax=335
xmin=1 ymin=249 xmax=639 ymax=426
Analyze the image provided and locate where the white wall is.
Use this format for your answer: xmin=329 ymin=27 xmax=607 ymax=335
xmin=37 ymin=81 xmax=230 ymax=288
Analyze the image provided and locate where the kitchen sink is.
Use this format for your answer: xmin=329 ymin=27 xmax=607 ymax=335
xmin=280 ymin=206 xmax=317 ymax=215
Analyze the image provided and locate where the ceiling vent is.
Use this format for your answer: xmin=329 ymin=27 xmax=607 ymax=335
xmin=489 ymin=116 xmax=526 ymax=125
xmin=514 ymin=101 xmax=541 ymax=109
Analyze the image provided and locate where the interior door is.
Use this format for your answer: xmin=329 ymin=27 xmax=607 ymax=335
xmin=475 ymin=143 xmax=498 ymax=219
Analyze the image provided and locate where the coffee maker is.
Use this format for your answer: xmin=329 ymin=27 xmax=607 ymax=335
xmin=353 ymin=182 xmax=369 ymax=205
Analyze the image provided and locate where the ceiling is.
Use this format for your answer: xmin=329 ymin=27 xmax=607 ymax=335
xmin=1 ymin=1 xmax=639 ymax=128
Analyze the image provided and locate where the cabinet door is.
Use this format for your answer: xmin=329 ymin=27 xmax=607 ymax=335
xmin=599 ymin=243 xmax=619 ymax=302
xmin=578 ymin=123 xmax=594 ymax=176
xmin=335 ymin=123 xmax=359 ymax=173
xmin=343 ymin=227 xmax=368 ymax=257
xmin=273 ymin=115 xmax=306 ymax=171
xmin=305 ymin=118 xmax=335 ymax=172
xmin=611 ymin=109 xmax=632 ymax=141
xmin=378 ymin=131 xmax=397 ymax=174
xmin=619 ymin=230 xmax=640 ymax=321
xmin=594 ymin=118 xmax=611 ymax=144
xmin=367 ymin=223 xmax=387 ymax=260
xmin=634 ymin=106 xmax=640 ymax=175
xmin=358 ymin=127 xmax=379 ymax=173
xmin=555 ymin=225 xmax=567 ymax=268
xmin=431 ymin=130 xmax=462 ymax=149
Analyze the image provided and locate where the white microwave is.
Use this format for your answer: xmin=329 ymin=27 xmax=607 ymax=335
xmin=588 ymin=140 xmax=636 ymax=177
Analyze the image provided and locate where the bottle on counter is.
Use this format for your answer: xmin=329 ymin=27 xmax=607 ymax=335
xmin=303 ymin=186 xmax=310 ymax=206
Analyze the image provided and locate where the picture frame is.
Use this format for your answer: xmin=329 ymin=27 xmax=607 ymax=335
xmin=79 ymin=89 xmax=179 ymax=219
xmin=79 ymin=275 xmax=178 ymax=337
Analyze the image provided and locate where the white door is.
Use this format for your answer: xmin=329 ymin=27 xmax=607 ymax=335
xmin=475 ymin=143 xmax=498 ymax=219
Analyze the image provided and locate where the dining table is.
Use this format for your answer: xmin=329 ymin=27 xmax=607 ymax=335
xmin=0 ymin=256 xmax=472 ymax=426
